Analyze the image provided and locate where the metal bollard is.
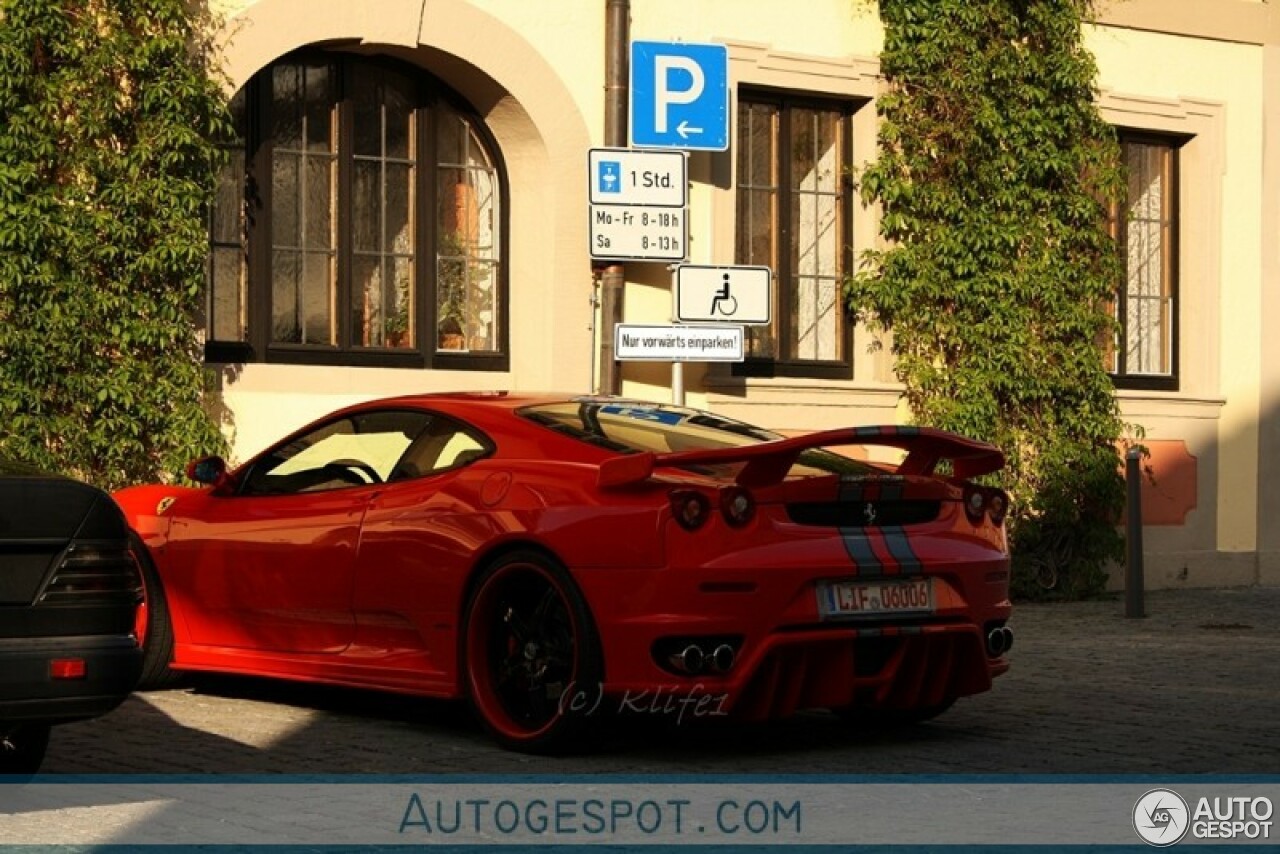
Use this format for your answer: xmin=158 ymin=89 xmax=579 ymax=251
xmin=1125 ymin=447 xmax=1145 ymax=618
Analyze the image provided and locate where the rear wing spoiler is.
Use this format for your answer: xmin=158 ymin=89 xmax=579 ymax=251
xmin=598 ymin=425 xmax=1004 ymax=490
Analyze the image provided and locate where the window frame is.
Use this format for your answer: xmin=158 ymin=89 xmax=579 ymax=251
xmin=205 ymin=50 xmax=509 ymax=372
xmin=733 ymin=87 xmax=856 ymax=381
xmin=1109 ymin=129 xmax=1183 ymax=392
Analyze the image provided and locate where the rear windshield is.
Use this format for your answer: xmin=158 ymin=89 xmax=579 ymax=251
xmin=518 ymin=400 xmax=877 ymax=478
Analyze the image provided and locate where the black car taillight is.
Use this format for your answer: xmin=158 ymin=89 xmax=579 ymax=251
xmin=670 ymin=490 xmax=711 ymax=531
xmin=963 ymin=485 xmax=986 ymax=523
xmin=720 ymin=486 xmax=755 ymax=528
xmin=39 ymin=542 xmax=143 ymax=605
xmin=963 ymin=485 xmax=1009 ymax=527
xmin=988 ymin=489 xmax=1009 ymax=526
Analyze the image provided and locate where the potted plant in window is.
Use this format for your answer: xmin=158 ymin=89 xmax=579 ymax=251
xmin=437 ymin=230 xmax=468 ymax=350
xmin=385 ymin=300 xmax=411 ymax=348
xmin=465 ymin=270 xmax=494 ymax=351
xmin=436 ymin=231 xmax=477 ymax=351
xmin=382 ymin=265 xmax=412 ymax=348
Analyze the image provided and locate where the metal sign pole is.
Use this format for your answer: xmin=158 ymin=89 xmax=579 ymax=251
xmin=670 ymin=264 xmax=684 ymax=406
xmin=1125 ymin=447 xmax=1146 ymax=618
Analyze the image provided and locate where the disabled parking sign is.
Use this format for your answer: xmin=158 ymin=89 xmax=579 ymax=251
xmin=674 ymin=264 xmax=771 ymax=325
xmin=631 ymin=41 xmax=729 ymax=151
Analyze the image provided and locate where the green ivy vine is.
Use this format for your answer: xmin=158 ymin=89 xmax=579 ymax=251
xmin=847 ymin=0 xmax=1131 ymax=599
xmin=0 ymin=0 xmax=229 ymax=489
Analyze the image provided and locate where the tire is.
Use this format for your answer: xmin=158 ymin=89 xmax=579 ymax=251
xmin=129 ymin=532 xmax=182 ymax=689
xmin=834 ymin=697 xmax=957 ymax=727
xmin=0 ymin=723 xmax=51 ymax=776
xmin=462 ymin=550 xmax=604 ymax=754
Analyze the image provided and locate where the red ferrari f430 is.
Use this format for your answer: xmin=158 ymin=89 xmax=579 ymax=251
xmin=114 ymin=393 xmax=1013 ymax=752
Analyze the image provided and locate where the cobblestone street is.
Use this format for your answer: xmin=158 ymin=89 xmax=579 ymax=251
xmin=40 ymin=587 xmax=1280 ymax=775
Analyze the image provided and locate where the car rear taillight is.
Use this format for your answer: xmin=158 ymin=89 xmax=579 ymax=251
xmin=670 ymin=490 xmax=711 ymax=531
xmin=963 ymin=485 xmax=1009 ymax=526
xmin=720 ymin=487 xmax=755 ymax=528
xmin=988 ymin=489 xmax=1009 ymax=526
xmin=39 ymin=542 xmax=143 ymax=605
xmin=964 ymin=485 xmax=986 ymax=523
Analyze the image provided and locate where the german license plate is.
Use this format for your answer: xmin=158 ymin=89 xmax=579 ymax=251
xmin=817 ymin=578 xmax=934 ymax=618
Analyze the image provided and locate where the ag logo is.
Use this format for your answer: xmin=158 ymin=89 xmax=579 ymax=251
xmin=1133 ymin=788 xmax=1190 ymax=846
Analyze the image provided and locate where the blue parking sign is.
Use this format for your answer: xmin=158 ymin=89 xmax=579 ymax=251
xmin=631 ymin=41 xmax=729 ymax=151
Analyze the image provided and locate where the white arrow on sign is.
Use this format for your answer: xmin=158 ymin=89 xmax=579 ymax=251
xmin=676 ymin=120 xmax=702 ymax=139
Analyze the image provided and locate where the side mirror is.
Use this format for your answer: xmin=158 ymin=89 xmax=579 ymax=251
xmin=186 ymin=456 xmax=230 ymax=489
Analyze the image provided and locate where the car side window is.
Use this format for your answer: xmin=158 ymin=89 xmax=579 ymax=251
xmin=239 ymin=410 xmax=435 ymax=496
xmin=387 ymin=415 xmax=492 ymax=481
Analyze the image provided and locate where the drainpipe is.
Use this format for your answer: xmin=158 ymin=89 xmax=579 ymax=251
xmin=598 ymin=0 xmax=629 ymax=395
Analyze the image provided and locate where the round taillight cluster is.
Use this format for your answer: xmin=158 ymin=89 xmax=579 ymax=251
xmin=720 ymin=486 xmax=756 ymax=527
xmin=963 ymin=484 xmax=1010 ymax=526
xmin=670 ymin=490 xmax=711 ymax=530
xmin=988 ymin=491 xmax=1008 ymax=526
xmin=669 ymin=487 xmax=756 ymax=530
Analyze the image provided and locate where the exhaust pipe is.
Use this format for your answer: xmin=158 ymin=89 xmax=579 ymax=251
xmin=668 ymin=644 xmax=705 ymax=674
xmin=709 ymin=644 xmax=736 ymax=673
xmin=1000 ymin=626 xmax=1014 ymax=653
xmin=986 ymin=627 xmax=1009 ymax=657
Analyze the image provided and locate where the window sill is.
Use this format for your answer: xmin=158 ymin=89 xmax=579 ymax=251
xmin=731 ymin=358 xmax=853 ymax=381
xmin=203 ymin=342 xmax=509 ymax=372
xmin=704 ymin=372 xmax=904 ymax=411
xmin=1115 ymin=390 xmax=1225 ymax=421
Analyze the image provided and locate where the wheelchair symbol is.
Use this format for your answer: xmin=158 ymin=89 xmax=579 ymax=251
xmin=710 ymin=273 xmax=738 ymax=317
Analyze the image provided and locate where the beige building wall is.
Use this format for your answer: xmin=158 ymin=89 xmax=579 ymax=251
xmin=1087 ymin=1 xmax=1278 ymax=587
xmin=204 ymin=0 xmax=1278 ymax=588
xmin=1262 ymin=33 xmax=1280 ymax=586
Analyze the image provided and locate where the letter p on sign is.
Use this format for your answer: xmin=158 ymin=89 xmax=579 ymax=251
xmin=653 ymin=55 xmax=704 ymax=133
xmin=631 ymin=41 xmax=729 ymax=151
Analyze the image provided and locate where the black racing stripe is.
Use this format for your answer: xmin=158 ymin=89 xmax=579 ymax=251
xmin=880 ymin=525 xmax=923 ymax=575
xmin=839 ymin=528 xmax=879 ymax=575
xmin=838 ymin=482 xmax=864 ymax=502
xmin=879 ymin=482 xmax=903 ymax=501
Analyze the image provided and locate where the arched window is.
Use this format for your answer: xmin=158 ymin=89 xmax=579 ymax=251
xmin=206 ymin=51 xmax=507 ymax=370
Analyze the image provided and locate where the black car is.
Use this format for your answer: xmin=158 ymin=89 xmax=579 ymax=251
xmin=0 ymin=460 xmax=143 ymax=774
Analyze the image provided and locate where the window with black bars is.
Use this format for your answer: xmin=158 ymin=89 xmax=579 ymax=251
xmin=1107 ymin=132 xmax=1180 ymax=390
xmin=735 ymin=90 xmax=854 ymax=379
